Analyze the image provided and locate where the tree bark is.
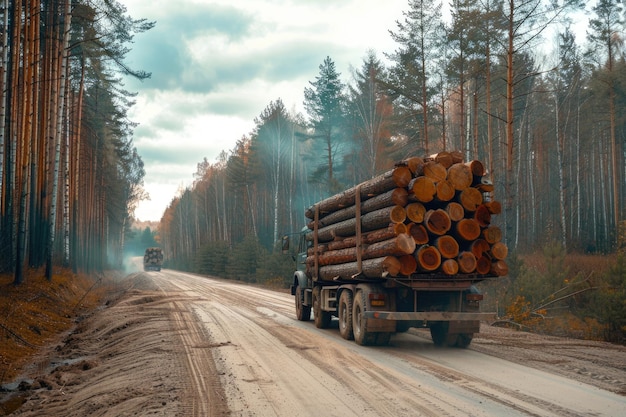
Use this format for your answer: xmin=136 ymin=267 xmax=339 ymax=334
xmin=317 ymin=256 xmax=402 ymax=280
xmin=307 ymin=205 xmax=406 ymax=242
xmin=307 ymin=234 xmax=415 ymax=267
xmin=307 ymin=187 xmax=408 ymax=229
xmin=305 ymin=166 xmax=412 ymax=218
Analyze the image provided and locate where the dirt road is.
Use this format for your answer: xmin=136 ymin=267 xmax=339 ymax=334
xmin=7 ymin=269 xmax=626 ymax=416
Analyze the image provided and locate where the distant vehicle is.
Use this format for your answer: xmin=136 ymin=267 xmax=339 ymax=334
xmin=143 ymin=247 xmax=163 ymax=271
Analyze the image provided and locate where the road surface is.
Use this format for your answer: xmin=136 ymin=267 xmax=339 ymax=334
xmin=9 ymin=269 xmax=626 ymax=416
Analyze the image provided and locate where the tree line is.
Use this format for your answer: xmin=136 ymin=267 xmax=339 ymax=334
xmin=0 ymin=0 xmax=152 ymax=283
xmin=160 ymin=0 xmax=625 ymax=273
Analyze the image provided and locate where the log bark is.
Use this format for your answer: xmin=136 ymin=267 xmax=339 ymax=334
xmin=409 ymin=176 xmax=436 ymax=203
xmin=307 ymin=234 xmax=416 ymax=267
xmin=415 ymin=246 xmax=442 ymax=271
xmin=307 ymin=205 xmax=407 ymax=242
xmin=424 ymin=209 xmax=452 ymax=236
xmin=311 ymin=224 xmax=402 ymax=253
xmin=304 ymin=166 xmax=411 ymax=219
xmin=307 ymin=187 xmax=408 ymax=229
xmin=317 ymin=256 xmax=402 ymax=280
xmin=447 ymin=163 xmax=473 ymax=190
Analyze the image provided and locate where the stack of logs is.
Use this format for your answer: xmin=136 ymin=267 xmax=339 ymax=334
xmin=304 ymin=151 xmax=508 ymax=281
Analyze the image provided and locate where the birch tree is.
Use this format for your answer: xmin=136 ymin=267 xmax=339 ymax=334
xmin=586 ymin=0 xmax=625 ymax=246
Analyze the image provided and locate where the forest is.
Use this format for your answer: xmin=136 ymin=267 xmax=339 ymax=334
xmin=0 ymin=0 xmax=151 ymax=282
xmin=160 ymin=0 xmax=625 ymax=261
xmin=1 ymin=1 xmax=625 ymax=341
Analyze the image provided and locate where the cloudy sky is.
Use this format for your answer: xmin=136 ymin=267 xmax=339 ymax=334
xmin=121 ymin=0 xmax=410 ymax=221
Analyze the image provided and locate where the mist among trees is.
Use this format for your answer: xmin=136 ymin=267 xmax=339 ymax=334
xmin=161 ymin=0 xmax=625 ymax=267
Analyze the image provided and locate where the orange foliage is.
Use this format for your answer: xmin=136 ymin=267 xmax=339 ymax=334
xmin=0 ymin=269 xmax=111 ymax=383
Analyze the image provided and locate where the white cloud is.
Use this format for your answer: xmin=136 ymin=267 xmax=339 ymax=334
xmin=123 ymin=0 xmax=407 ymax=221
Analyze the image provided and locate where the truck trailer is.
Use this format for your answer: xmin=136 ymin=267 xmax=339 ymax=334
xmin=289 ymin=153 xmax=507 ymax=347
xmin=143 ymin=247 xmax=163 ymax=271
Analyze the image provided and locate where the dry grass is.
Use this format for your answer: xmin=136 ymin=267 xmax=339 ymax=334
xmin=519 ymin=252 xmax=616 ymax=278
xmin=0 ymin=269 xmax=111 ymax=384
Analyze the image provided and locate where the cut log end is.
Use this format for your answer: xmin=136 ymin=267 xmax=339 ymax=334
xmin=457 ymin=251 xmax=477 ymax=274
xmin=424 ymin=209 xmax=452 ymax=236
xmin=415 ymin=246 xmax=442 ymax=271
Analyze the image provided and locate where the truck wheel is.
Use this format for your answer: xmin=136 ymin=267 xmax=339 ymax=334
xmin=338 ymin=291 xmax=354 ymax=340
xmin=353 ymin=291 xmax=376 ymax=346
xmin=313 ymin=287 xmax=332 ymax=328
xmin=295 ymin=285 xmax=311 ymax=321
xmin=455 ymin=333 xmax=473 ymax=348
xmin=430 ymin=322 xmax=456 ymax=347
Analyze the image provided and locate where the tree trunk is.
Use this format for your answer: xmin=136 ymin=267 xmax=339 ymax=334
xmin=307 ymin=205 xmax=406 ymax=242
xmin=305 ymin=165 xmax=412 ymax=218
xmin=318 ymin=256 xmax=402 ymax=280
xmin=307 ymin=233 xmax=415 ymax=267
xmin=307 ymin=187 xmax=408 ymax=229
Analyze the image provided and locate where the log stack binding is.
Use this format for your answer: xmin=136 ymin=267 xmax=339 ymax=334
xmin=304 ymin=151 xmax=508 ymax=281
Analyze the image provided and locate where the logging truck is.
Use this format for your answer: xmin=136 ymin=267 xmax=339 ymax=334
xmin=288 ymin=153 xmax=507 ymax=348
xmin=143 ymin=247 xmax=163 ymax=271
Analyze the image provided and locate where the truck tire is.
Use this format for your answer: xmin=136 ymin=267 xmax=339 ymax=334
xmin=353 ymin=291 xmax=376 ymax=346
xmin=455 ymin=333 xmax=473 ymax=348
xmin=313 ymin=287 xmax=332 ymax=328
xmin=295 ymin=285 xmax=311 ymax=321
xmin=338 ymin=290 xmax=354 ymax=340
xmin=430 ymin=322 xmax=454 ymax=347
